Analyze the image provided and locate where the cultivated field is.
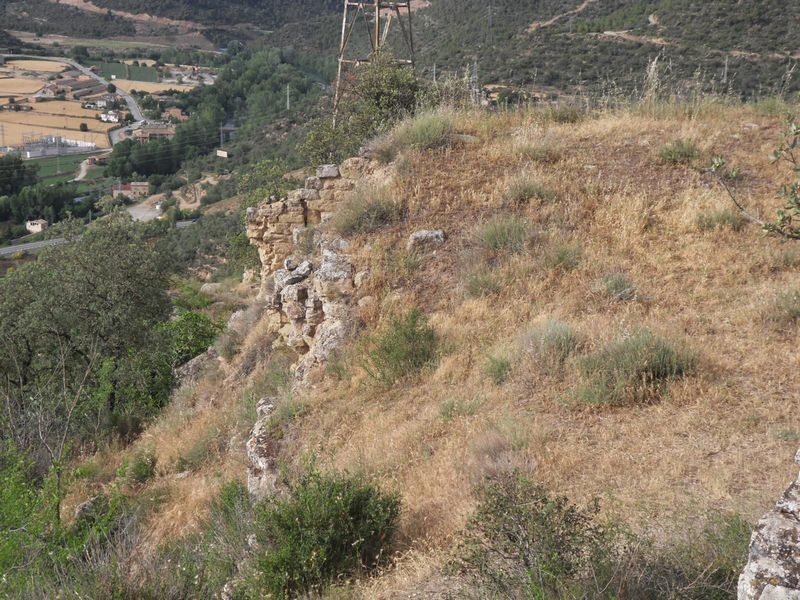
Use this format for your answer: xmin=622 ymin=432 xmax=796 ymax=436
xmin=0 ymin=78 xmax=44 ymax=95
xmin=3 ymin=59 xmax=68 ymax=73
xmin=0 ymin=117 xmax=111 ymax=148
xmin=32 ymin=100 xmax=103 ymax=118
xmin=110 ymin=79 xmax=195 ymax=94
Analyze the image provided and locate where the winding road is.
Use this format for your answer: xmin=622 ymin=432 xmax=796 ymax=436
xmin=1 ymin=53 xmax=145 ymax=127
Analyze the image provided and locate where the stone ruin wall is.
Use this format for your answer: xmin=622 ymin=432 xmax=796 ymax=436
xmin=243 ymin=158 xmax=374 ymax=499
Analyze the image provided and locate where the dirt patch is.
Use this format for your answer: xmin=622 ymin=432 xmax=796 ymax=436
xmin=47 ymin=0 xmax=205 ymax=30
xmin=527 ymin=0 xmax=598 ymax=32
xmin=599 ymin=30 xmax=671 ymax=46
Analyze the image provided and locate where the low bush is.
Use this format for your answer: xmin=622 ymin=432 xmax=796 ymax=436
xmin=464 ymin=266 xmax=503 ymax=298
xmin=129 ymin=449 xmax=157 ymax=484
xmin=394 ymin=109 xmax=455 ymax=151
xmin=361 ymin=308 xmax=438 ymax=386
xmin=542 ymin=241 xmax=582 ymax=271
xmin=451 ymin=470 xmax=613 ymax=599
xmin=332 ymin=184 xmax=402 ymax=236
xmin=697 ymin=208 xmax=744 ymax=232
xmin=518 ymin=143 xmax=559 ymax=163
xmin=547 ymin=103 xmax=583 ymax=124
xmin=505 ymin=173 xmax=556 ymax=204
xmin=659 ymin=138 xmax=700 ymax=165
xmin=484 ymin=353 xmax=511 ymax=384
xmin=252 ymin=468 xmax=400 ymax=599
xmin=439 ymin=397 xmax=480 ymax=421
xmin=451 ymin=470 xmax=749 ymax=600
xmin=577 ymin=328 xmax=695 ymax=406
xmin=477 ymin=216 xmax=529 ymax=254
xmin=602 ymin=271 xmax=638 ymax=301
xmin=522 ymin=319 xmax=579 ymax=368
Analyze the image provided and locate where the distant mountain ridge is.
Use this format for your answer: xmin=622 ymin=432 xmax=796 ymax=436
xmin=265 ymin=0 xmax=800 ymax=100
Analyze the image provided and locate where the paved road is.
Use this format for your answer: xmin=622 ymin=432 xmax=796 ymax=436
xmin=0 ymin=237 xmax=67 ymax=256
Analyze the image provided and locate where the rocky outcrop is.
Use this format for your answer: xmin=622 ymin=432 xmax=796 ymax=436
xmin=246 ymin=397 xmax=281 ymax=500
xmin=407 ymin=229 xmax=446 ymax=251
xmin=738 ymin=449 xmax=800 ymax=600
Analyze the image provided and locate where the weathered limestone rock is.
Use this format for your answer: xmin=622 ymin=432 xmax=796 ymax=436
xmin=407 ymin=229 xmax=446 ymax=251
xmin=199 ymin=282 xmax=222 ymax=294
xmin=738 ymin=449 xmax=800 ymax=600
xmin=246 ymin=397 xmax=280 ymax=500
xmin=316 ymin=164 xmax=339 ymax=179
xmin=174 ymin=346 xmax=218 ymax=384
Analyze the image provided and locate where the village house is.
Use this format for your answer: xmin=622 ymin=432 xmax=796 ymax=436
xmin=133 ymin=123 xmax=176 ymax=143
xmin=25 ymin=219 xmax=48 ymax=234
xmin=112 ymin=182 xmax=151 ymax=200
xmin=100 ymin=110 xmax=122 ymax=123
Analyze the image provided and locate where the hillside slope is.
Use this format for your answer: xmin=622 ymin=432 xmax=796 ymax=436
xmin=266 ymin=0 xmax=800 ymax=99
xmin=59 ymin=99 xmax=800 ymax=598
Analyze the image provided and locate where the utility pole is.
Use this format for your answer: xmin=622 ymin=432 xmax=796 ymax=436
xmin=219 ymin=122 xmax=224 ymax=148
xmin=723 ymin=55 xmax=728 ymax=84
xmin=433 ymin=63 xmax=436 ymax=84
xmin=333 ymin=0 xmax=415 ymax=119
xmin=286 ymin=83 xmax=290 ymax=110
xmin=487 ymin=0 xmax=493 ymax=46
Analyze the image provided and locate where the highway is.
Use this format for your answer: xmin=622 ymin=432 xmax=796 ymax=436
xmin=0 ymin=237 xmax=67 ymax=257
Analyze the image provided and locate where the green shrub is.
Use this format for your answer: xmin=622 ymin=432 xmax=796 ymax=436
xmin=577 ymin=329 xmax=695 ymax=406
xmin=505 ymin=173 xmax=556 ymax=204
xmin=451 ymin=470 xmax=612 ymax=599
xmin=361 ymin=308 xmax=437 ymax=386
xmin=394 ymin=109 xmax=455 ymax=151
xmin=477 ymin=216 xmax=529 ymax=254
xmin=518 ymin=143 xmax=559 ymax=163
xmin=602 ymin=272 xmax=637 ymax=301
xmin=129 ymin=449 xmax=157 ymax=483
xmin=464 ymin=266 xmax=503 ymax=298
xmin=332 ymin=184 xmax=402 ymax=236
xmin=173 ymin=283 xmax=214 ymax=310
xmin=523 ymin=319 xmax=579 ymax=368
xmin=697 ymin=209 xmax=744 ymax=232
xmin=450 ymin=470 xmax=749 ymax=600
xmin=542 ymin=241 xmax=582 ymax=271
xmin=252 ymin=468 xmax=400 ymax=599
xmin=659 ymin=138 xmax=700 ymax=165
xmin=484 ymin=353 xmax=511 ymax=385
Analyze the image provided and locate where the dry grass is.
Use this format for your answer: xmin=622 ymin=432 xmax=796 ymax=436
xmin=33 ymin=100 xmax=102 ymax=117
xmin=110 ymin=79 xmax=195 ymax=94
xmin=0 ymin=77 xmax=43 ymax=94
xmin=273 ymin=102 xmax=800 ymax=595
xmin=4 ymin=59 xmax=68 ymax=72
xmin=65 ymin=101 xmax=800 ymax=597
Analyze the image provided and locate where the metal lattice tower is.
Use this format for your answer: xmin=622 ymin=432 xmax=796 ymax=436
xmin=333 ymin=1 xmax=415 ymax=115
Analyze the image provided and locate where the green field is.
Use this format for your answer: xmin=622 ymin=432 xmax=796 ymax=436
xmin=30 ymin=152 xmax=94 ymax=178
xmin=127 ymin=65 xmax=159 ymax=82
xmin=88 ymin=61 xmax=159 ymax=83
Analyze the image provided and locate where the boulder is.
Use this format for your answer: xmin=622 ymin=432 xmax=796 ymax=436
xmin=174 ymin=346 xmax=218 ymax=384
xmin=738 ymin=449 xmax=800 ymax=600
xmin=316 ymin=164 xmax=339 ymax=179
xmin=407 ymin=229 xmax=446 ymax=251
xmin=199 ymin=282 xmax=222 ymax=294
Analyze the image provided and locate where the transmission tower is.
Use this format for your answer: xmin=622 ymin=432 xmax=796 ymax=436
xmin=333 ymin=1 xmax=415 ymax=116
